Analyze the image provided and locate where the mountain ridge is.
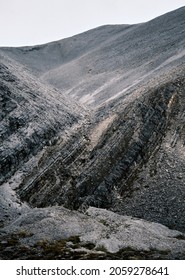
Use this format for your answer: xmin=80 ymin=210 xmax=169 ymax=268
xmin=2 ymin=7 xmax=184 ymax=108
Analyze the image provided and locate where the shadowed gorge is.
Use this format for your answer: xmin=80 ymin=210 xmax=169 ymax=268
xmin=0 ymin=7 xmax=185 ymax=259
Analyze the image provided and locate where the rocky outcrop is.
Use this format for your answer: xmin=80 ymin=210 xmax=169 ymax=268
xmin=1 ymin=207 xmax=185 ymax=259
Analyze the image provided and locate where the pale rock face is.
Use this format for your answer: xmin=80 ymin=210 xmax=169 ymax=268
xmin=0 ymin=7 xmax=185 ymax=259
xmin=1 ymin=206 xmax=185 ymax=258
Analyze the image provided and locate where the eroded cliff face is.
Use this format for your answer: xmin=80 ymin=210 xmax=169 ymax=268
xmin=16 ymin=69 xmax=185 ymax=233
xmin=0 ymin=54 xmax=86 ymax=186
xmin=1 ymin=7 xmax=185 ymax=259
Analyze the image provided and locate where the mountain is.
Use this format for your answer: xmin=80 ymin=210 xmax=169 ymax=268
xmin=2 ymin=7 xmax=185 ymax=107
xmin=0 ymin=52 xmax=86 ymax=185
xmin=0 ymin=7 xmax=185 ymax=259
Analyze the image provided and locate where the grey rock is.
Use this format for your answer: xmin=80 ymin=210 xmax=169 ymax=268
xmin=0 ymin=7 xmax=185 ymax=259
xmin=1 ymin=206 xmax=185 ymax=258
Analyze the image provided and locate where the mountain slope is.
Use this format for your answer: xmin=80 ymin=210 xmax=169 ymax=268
xmin=16 ymin=66 xmax=185 ymax=234
xmin=1 ymin=7 xmax=185 ymax=259
xmin=0 ymin=52 xmax=86 ymax=185
xmin=1 ymin=7 xmax=185 ymax=107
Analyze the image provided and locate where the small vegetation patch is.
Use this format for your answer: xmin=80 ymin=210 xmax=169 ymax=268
xmin=0 ymin=234 xmax=183 ymax=260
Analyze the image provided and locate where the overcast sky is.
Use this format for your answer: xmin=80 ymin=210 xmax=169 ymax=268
xmin=0 ymin=0 xmax=184 ymax=47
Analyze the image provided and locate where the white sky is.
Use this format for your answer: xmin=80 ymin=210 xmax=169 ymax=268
xmin=0 ymin=0 xmax=184 ymax=47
